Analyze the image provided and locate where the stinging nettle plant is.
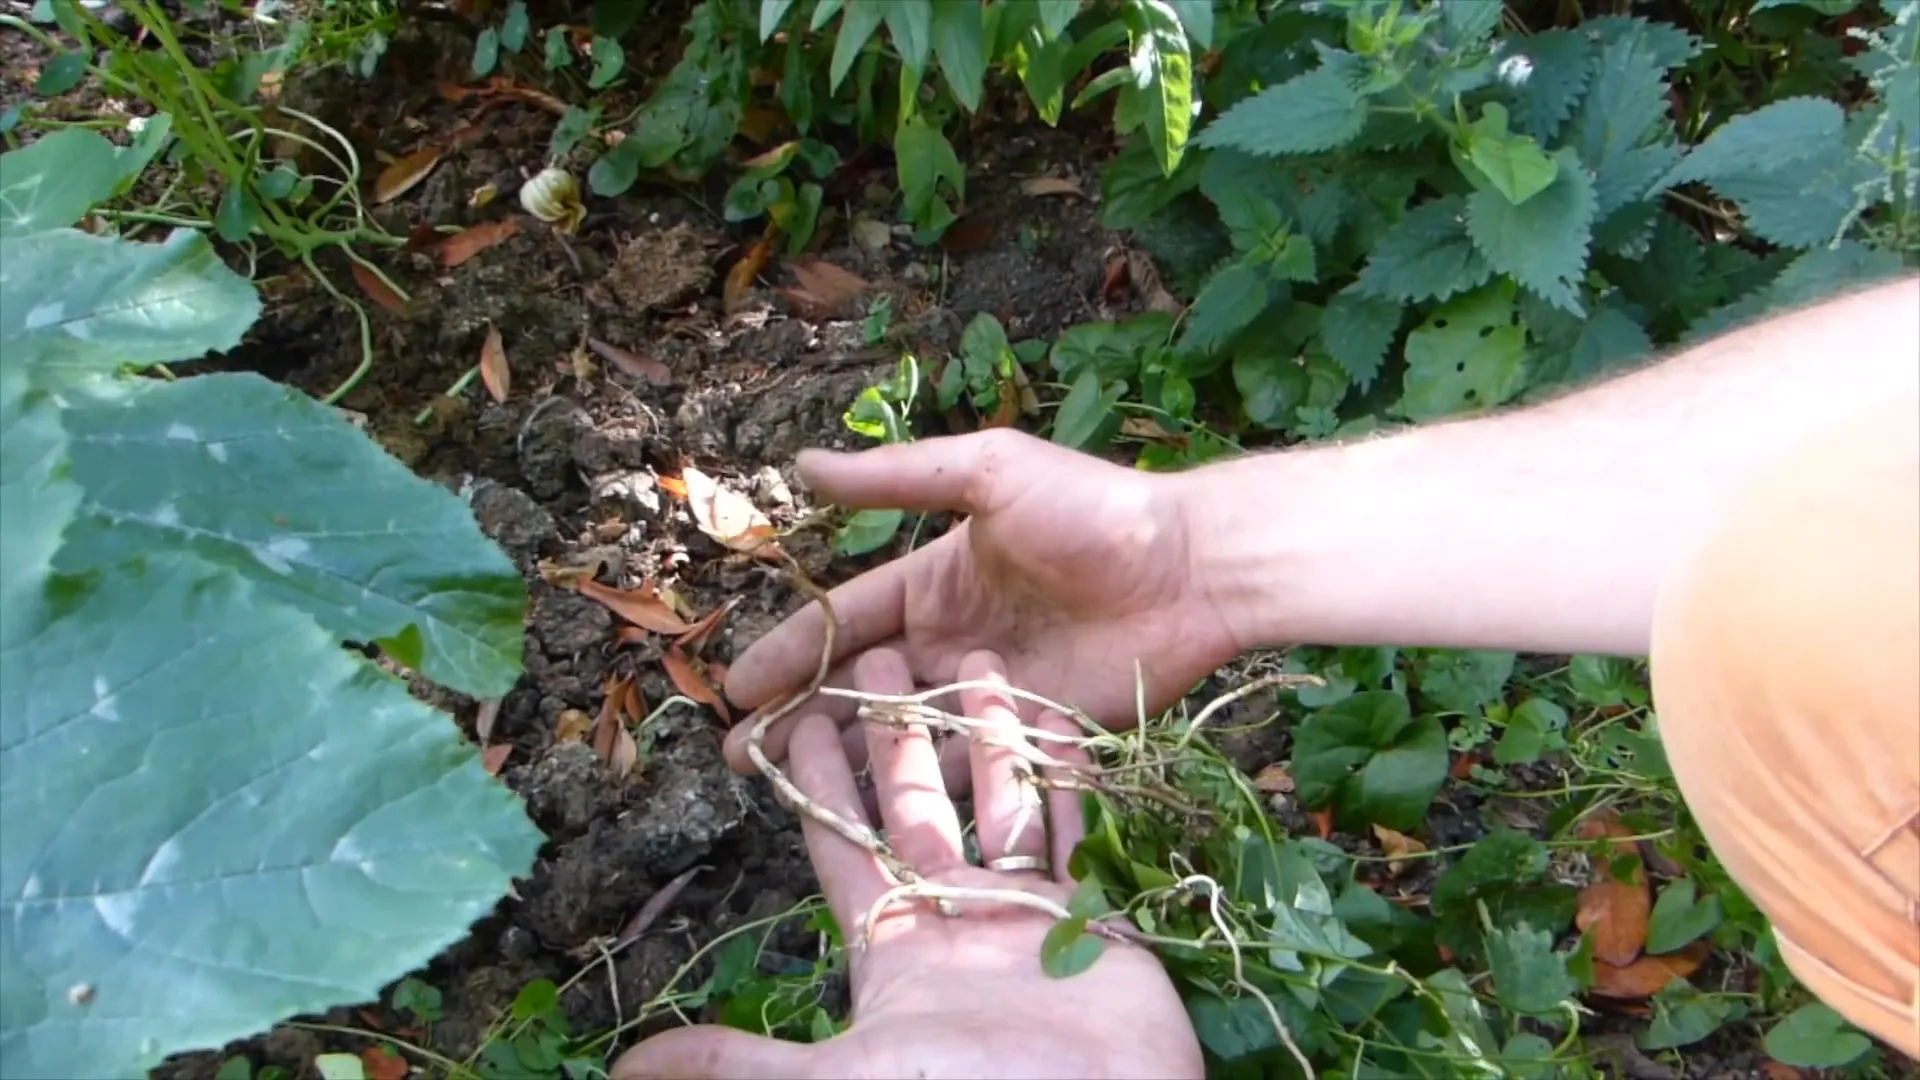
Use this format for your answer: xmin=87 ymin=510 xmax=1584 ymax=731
xmin=0 ymin=129 xmax=542 ymax=1078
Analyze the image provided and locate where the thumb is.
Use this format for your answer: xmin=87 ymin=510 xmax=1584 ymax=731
xmin=798 ymin=429 xmax=1040 ymax=514
xmin=611 ymin=1024 xmax=818 ymax=1080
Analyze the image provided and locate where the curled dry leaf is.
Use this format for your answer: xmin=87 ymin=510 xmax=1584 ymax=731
xmin=588 ymin=337 xmax=674 ymax=387
xmin=350 ymin=260 xmax=408 ymax=316
xmin=609 ymin=723 xmax=639 ymax=781
xmin=591 ymin=682 xmax=623 ymax=763
xmin=723 ymin=234 xmax=775 ymax=313
xmin=478 ymin=323 xmax=510 ymax=403
xmin=1252 ymin=762 xmax=1294 ymax=794
xmin=373 ymin=145 xmax=444 ymax=204
xmin=474 ymin=697 xmax=503 ymax=746
xmin=1119 ymin=416 xmax=1184 ymax=445
xmin=441 ymin=217 xmax=521 ymax=268
xmin=1021 ymin=176 xmax=1084 ymax=198
xmin=481 ymin=743 xmax=513 ymax=775
xmin=1371 ymin=824 xmax=1428 ymax=878
xmin=555 ymin=708 xmax=594 ymax=744
xmin=610 ymin=865 xmax=705 ymax=953
xmin=576 ymin=578 xmax=694 ymax=635
xmin=682 ymin=466 xmax=774 ymax=553
xmin=664 ymin=646 xmax=728 ymax=721
xmin=1124 ymin=249 xmax=1183 ymax=315
xmin=1588 ymin=940 xmax=1709 ymax=999
xmin=675 ymin=595 xmax=740 ymax=655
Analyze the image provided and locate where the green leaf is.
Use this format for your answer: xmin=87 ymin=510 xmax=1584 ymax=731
xmin=1504 ymin=29 xmax=1595 ymax=142
xmin=1566 ymin=31 xmax=1679 ymax=220
xmin=1414 ymin=649 xmax=1516 ymax=714
xmin=393 ymin=977 xmax=444 ymax=1024
xmin=884 ymin=0 xmax=932 ymax=71
xmin=1037 ymin=0 xmax=1079 ymax=39
xmin=1639 ymin=980 xmax=1735 ymax=1051
xmin=961 ymin=312 xmax=1015 ymax=377
xmin=1500 ymin=1033 xmax=1557 ymax=1078
xmin=0 ymin=128 xmax=123 ymax=237
xmin=1494 ymin=697 xmax=1568 ymax=765
xmin=1122 ymin=0 xmax=1193 ymax=175
xmin=1526 ymin=299 xmax=1650 ymax=391
xmin=588 ymin=137 xmax=643 ymax=196
xmin=1196 ymin=67 xmax=1368 ymax=157
xmin=834 ymin=507 xmax=904 ymax=555
xmin=512 ymin=979 xmax=561 ymax=1023
xmin=1466 ymin=148 xmax=1597 ymax=315
xmin=930 ymin=0 xmax=986 ymax=111
xmin=593 ymin=0 xmax=644 ymax=38
xmin=215 ymin=184 xmax=259 ymax=243
xmin=1659 ymin=97 xmax=1845 ymax=191
xmin=50 ymin=374 xmax=525 ymax=696
xmin=1753 ymin=0 xmax=1859 ymax=10
xmin=34 ymin=51 xmax=87 ymax=96
xmin=1177 ymin=262 xmax=1269 ymax=357
xmin=1355 ymin=196 xmax=1492 ymax=304
xmin=1692 ymin=242 xmax=1905 ymax=340
xmin=1486 ymin=923 xmax=1577 ymax=1015
xmin=894 ymin=112 xmax=964 ymax=233
xmin=314 ymin=1054 xmax=366 ymax=1080
xmin=1645 ymin=879 xmax=1723 ymax=955
xmin=1233 ymin=349 xmax=1307 ymax=429
xmin=544 ymin=25 xmax=573 ymax=70
xmin=255 ymin=164 xmax=300 ymax=201
xmin=500 ymin=1 xmax=530 ymax=51
xmin=215 ymin=1056 xmax=254 ymax=1080
xmin=1398 ymin=283 xmax=1527 ymax=422
xmin=831 ymin=0 xmax=886 ymax=91
xmin=1291 ymin=691 xmax=1449 ymax=832
xmin=1039 ymin=916 xmax=1106 ymax=977
xmin=1318 ymin=287 xmax=1402 ymax=390
xmin=1167 ymin=0 xmax=1211 ymax=48
xmin=1568 ymin=655 xmax=1641 ymax=708
xmin=1052 ymin=369 xmax=1120 ymax=449
xmin=551 ymin=106 xmax=595 ymax=159
xmin=589 ymin=36 xmax=625 ymax=89
xmin=3 ymin=229 xmax=260 ymax=374
xmin=1708 ymin=153 xmax=1873 ymax=249
xmin=759 ymin=0 xmax=795 ymax=40
xmin=1765 ymin=1003 xmax=1872 ymax=1067
xmin=472 ymin=26 xmax=500 ymax=76
xmin=1456 ymin=104 xmax=1559 ymax=207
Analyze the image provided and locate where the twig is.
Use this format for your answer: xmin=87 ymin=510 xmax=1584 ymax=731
xmin=859 ymin=882 xmax=1145 ymax=950
xmin=1178 ymin=672 xmax=1323 ymax=752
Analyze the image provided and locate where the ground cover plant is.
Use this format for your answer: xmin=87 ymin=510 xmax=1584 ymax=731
xmin=2 ymin=0 xmax=1917 ymax=1078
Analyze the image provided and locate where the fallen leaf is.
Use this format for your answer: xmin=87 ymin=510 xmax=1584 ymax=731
xmin=468 ymin=182 xmax=500 ymax=209
xmin=724 ymin=234 xmax=774 ymax=313
xmin=360 ymin=1046 xmax=408 ymax=1080
xmin=1021 ymin=176 xmax=1083 ymax=198
xmin=664 ymin=646 xmax=729 ymax=721
xmin=356 ymin=1007 xmax=387 ymax=1032
xmin=441 ymin=217 xmax=521 ymax=267
xmin=404 ymin=222 xmax=443 ymax=251
xmin=438 ymin=81 xmax=482 ymax=101
xmin=788 ymin=258 xmax=870 ymax=316
xmin=851 ymin=218 xmax=892 ymax=252
xmin=1450 ymin=751 xmax=1478 ymax=780
xmin=1101 ymin=254 xmax=1130 ymax=304
xmin=1576 ymin=813 xmax=1651 ymax=966
xmin=537 ymin=550 xmax=613 ymax=587
xmin=937 ymin=218 xmax=995 ymax=254
xmin=1125 ymin=250 xmax=1182 ymax=314
xmin=617 ymin=678 xmax=646 ymax=724
xmin=350 ymin=260 xmax=408 ymax=316
xmin=592 ymin=518 xmax=629 ymax=543
xmin=657 ymin=474 xmax=689 ymax=500
xmin=1252 ymin=763 xmax=1294 ymax=794
xmin=481 ymin=743 xmax=513 ymax=775
xmin=682 ymin=466 xmax=774 ymax=552
xmin=741 ymin=140 xmax=797 ymax=169
xmin=1763 ymin=1064 xmax=1806 ymax=1080
xmin=491 ymin=78 xmax=568 ymax=116
xmin=478 ymin=323 xmax=509 ymax=403
xmin=610 ymin=865 xmax=705 ymax=952
xmin=1588 ymin=940 xmax=1709 ymax=999
xmin=1371 ymin=824 xmax=1428 ymax=878
xmin=1119 ymin=416 xmax=1185 ymax=445
xmin=446 ymin=122 xmax=488 ymax=148
xmin=591 ymin=683 xmax=622 ymax=763
xmin=474 ymin=698 xmax=502 ymax=746
xmin=609 ymin=723 xmax=639 ymax=781
xmin=674 ymin=596 xmax=740 ymax=655
xmin=555 ymin=708 xmax=594 ymax=743
xmin=1308 ymin=807 xmax=1335 ymax=840
xmin=373 ymin=145 xmax=443 ymax=204
xmin=707 ymin=660 xmax=728 ymax=685
xmin=576 ymin=578 xmax=693 ymax=635
xmin=587 ymin=337 xmax=674 ymax=387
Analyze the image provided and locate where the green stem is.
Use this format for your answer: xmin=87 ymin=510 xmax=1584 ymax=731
xmin=300 ymin=251 xmax=379 ymax=405
xmin=414 ymin=366 xmax=483 ymax=425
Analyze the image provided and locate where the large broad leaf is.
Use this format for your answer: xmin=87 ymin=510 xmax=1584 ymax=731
xmin=0 ymin=128 xmax=124 ymax=238
xmin=2 ymin=229 xmax=260 ymax=375
xmin=53 ymin=373 xmax=525 ymax=696
xmin=0 ymin=552 xmax=543 ymax=1078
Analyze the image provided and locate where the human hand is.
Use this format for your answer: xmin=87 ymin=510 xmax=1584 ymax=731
xmin=612 ymin=648 xmax=1204 ymax=1080
xmin=721 ymin=429 xmax=1243 ymax=778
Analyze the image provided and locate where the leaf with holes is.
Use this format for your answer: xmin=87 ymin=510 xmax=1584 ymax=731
xmin=1397 ymin=283 xmax=1528 ymax=422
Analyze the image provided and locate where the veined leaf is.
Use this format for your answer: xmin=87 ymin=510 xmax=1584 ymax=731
xmin=1704 ymin=152 xmax=1874 ymax=249
xmin=1319 ymin=287 xmax=1402 ymax=390
xmin=1658 ymin=96 xmax=1846 ymax=191
xmin=1466 ymin=148 xmax=1598 ymax=315
xmin=1398 ymin=283 xmax=1527 ymax=421
xmin=1502 ymin=30 xmax=1594 ymax=143
xmin=1196 ymin=67 xmax=1368 ymax=157
xmin=1122 ymin=0 xmax=1194 ymax=176
xmin=930 ymin=0 xmax=986 ymax=111
xmin=883 ymin=0 xmax=932 ymax=72
xmin=1177 ymin=261 xmax=1269 ymax=356
xmin=1566 ymin=32 xmax=1679 ymax=220
xmin=0 ymin=128 xmax=122 ymax=238
xmin=1291 ymin=691 xmax=1448 ymax=832
xmin=1487 ymin=924 xmax=1577 ymax=1016
xmin=1354 ymin=196 xmax=1492 ymax=304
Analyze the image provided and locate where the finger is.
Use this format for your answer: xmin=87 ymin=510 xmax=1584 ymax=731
xmin=958 ymin=651 xmax=1049 ymax=871
xmin=611 ymin=1024 xmax=815 ymax=1080
xmin=787 ymin=712 xmax=891 ymax=939
xmin=797 ymin=430 xmax=1031 ymax=514
xmin=723 ymin=555 xmax=913 ymax=712
xmin=859 ymin=649 xmax=966 ymax=875
xmin=1035 ymin=709 xmax=1094 ymax=883
xmin=840 ymin=723 xmax=972 ymax=807
xmin=722 ymin=655 xmax=865 ymax=775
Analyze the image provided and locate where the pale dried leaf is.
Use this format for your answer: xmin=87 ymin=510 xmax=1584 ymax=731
xmin=481 ymin=743 xmax=513 ymax=775
xmin=538 ymin=549 xmax=613 ymax=587
xmin=555 ymin=708 xmax=594 ymax=744
xmin=478 ymin=323 xmax=510 ymax=403
xmin=611 ymin=866 xmax=705 ymax=953
xmin=1021 ymin=176 xmax=1084 ymax=198
xmin=441 ymin=217 xmax=521 ymax=268
xmin=664 ymin=646 xmax=728 ymax=721
xmin=587 ymin=337 xmax=673 ymax=387
xmin=788 ymin=258 xmax=869 ymax=315
xmin=682 ymin=466 xmax=772 ymax=552
xmin=374 ymin=145 xmax=444 ymax=204
xmin=1253 ymin=763 xmax=1294 ymax=794
xmin=474 ymin=697 xmax=503 ymax=746
xmin=851 ymin=218 xmax=892 ymax=252
xmin=609 ymin=723 xmax=639 ymax=780
xmin=1370 ymin=824 xmax=1427 ymax=878
xmin=1125 ymin=250 xmax=1183 ymax=315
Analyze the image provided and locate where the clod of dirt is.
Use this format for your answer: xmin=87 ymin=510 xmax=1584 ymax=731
xmin=518 ymin=398 xmax=593 ymax=499
xmin=469 ymin=480 xmax=556 ymax=561
xmin=587 ymin=224 xmax=716 ymax=317
xmin=587 ymin=470 xmax=662 ymax=521
xmin=532 ymin=588 xmax=613 ymax=658
xmin=572 ymin=416 xmax=658 ymax=475
xmin=514 ymin=742 xmax=619 ymax=838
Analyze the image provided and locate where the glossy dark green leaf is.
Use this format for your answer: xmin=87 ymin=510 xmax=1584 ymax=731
xmin=931 ymin=0 xmax=986 ymax=111
xmin=1645 ymin=878 xmax=1723 ymax=955
xmin=0 ymin=128 xmax=122 ymax=237
xmin=1039 ymin=916 xmax=1106 ymax=977
xmin=1052 ymin=368 xmax=1120 ymax=449
xmin=833 ymin=507 xmax=904 ymax=555
xmin=1291 ymin=691 xmax=1448 ymax=831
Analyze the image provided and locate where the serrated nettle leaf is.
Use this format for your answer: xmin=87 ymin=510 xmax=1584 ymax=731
xmin=1691 ymin=241 xmax=1905 ymax=342
xmin=1397 ymin=283 xmax=1528 ymax=422
xmin=1500 ymin=29 xmax=1595 ymax=143
xmin=1179 ymin=263 xmax=1270 ymax=357
xmin=1319 ymin=287 xmax=1402 ymax=390
xmin=930 ymin=0 xmax=985 ymax=111
xmin=0 ymin=128 xmax=124 ymax=238
xmin=1567 ymin=33 xmax=1679 ymax=219
xmin=1526 ymin=299 xmax=1650 ymax=393
xmin=1466 ymin=148 xmax=1598 ymax=315
xmin=1765 ymin=1003 xmax=1873 ymax=1067
xmin=3 ymin=229 xmax=261 ymax=375
xmin=1585 ymin=14 xmax=1702 ymax=71
xmin=1196 ymin=66 xmax=1368 ymax=157
xmin=1121 ymin=0 xmax=1194 ymax=176
xmin=53 ymin=373 xmax=525 ymax=696
xmin=1354 ymin=196 xmax=1493 ymax=304
xmin=1706 ymin=152 xmax=1875 ymax=250
xmin=1659 ymin=96 xmax=1846 ymax=191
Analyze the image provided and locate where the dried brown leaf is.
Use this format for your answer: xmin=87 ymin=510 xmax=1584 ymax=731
xmin=441 ymin=217 xmax=521 ymax=268
xmin=1021 ymin=176 xmax=1084 ymax=198
xmin=609 ymin=723 xmax=639 ymax=781
xmin=1576 ymin=819 xmax=1651 ymax=966
xmin=1125 ymin=250 xmax=1182 ymax=315
xmin=474 ymin=698 xmax=502 ymax=746
xmin=682 ymin=466 xmax=773 ymax=552
xmin=1371 ymin=824 xmax=1427 ymax=878
xmin=674 ymin=596 xmax=740 ymax=656
xmin=373 ymin=146 xmax=443 ymax=204
xmin=350 ymin=261 xmax=408 ymax=316
xmin=610 ymin=866 xmax=705 ymax=952
xmin=478 ymin=323 xmax=509 ymax=403
xmin=481 ymin=743 xmax=513 ymax=775
xmin=494 ymin=79 xmax=568 ymax=116
xmin=361 ymin=1046 xmax=409 ymax=1080
xmin=555 ymin=708 xmax=594 ymax=744
xmin=446 ymin=122 xmax=488 ymax=148
xmin=1252 ymin=763 xmax=1294 ymax=794
xmin=575 ymin=578 xmax=693 ymax=635
xmin=591 ymin=685 xmax=622 ymax=763
xmin=937 ymin=219 xmax=995 ymax=254
xmin=587 ymin=337 xmax=674 ymax=387
xmin=537 ymin=550 xmax=612 ymax=587
xmin=1119 ymin=416 xmax=1184 ymax=444
xmin=664 ymin=646 xmax=729 ymax=721
xmin=1588 ymin=941 xmax=1708 ymax=1000
xmin=724 ymin=234 xmax=774 ymax=313
xmin=787 ymin=258 xmax=869 ymax=315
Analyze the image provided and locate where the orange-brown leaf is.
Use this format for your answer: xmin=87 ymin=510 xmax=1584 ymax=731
xmin=618 ymin=678 xmax=646 ymax=724
xmin=481 ymin=743 xmax=513 ymax=775
xmin=1577 ymin=869 xmax=1650 ymax=966
xmin=361 ymin=1046 xmax=409 ymax=1080
xmin=492 ymin=78 xmax=569 ymax=116
xmin=675 ymin=596 xmax=740 ymax=655
xmin=1588 ymin=941 xmax=1708 ymax=999
xmin=609 ymin=723 xmax=639 ymax=781
xmin=787 ymin=258 xmax=869 ymax=316
xmin=657 ymin=474 xmax=689 ymax=500
xmin=740 ymin=140 xmax=798 ymax=170
xmin=373 ymin=145 xmax=443 ymax=204
xmin=441 ymin=218 xmax=521 ymax=267
xmin=446 ymin=122 xmax=488 ymax=148
xmin=555 ymin=708 xmax=594 ymax=744
xmin=664 ymin=646 xmax=728 ymax=721
xmin=1763 ymin=1063 xmax=1808 ymax=1080
xmin=1371 ymin=824 xmax=1428 ymax=878
xmin=587 ymin=337 xmax=674 ymax=387
xmin=478 ymin=323 xmax=509 ymax=403
xmin=937 ymin=219 xmax=995 ymax=254
xmin=1450 ymin=751 xmax=1479 ymax=780
xmin=1309 ymin=807 xmax=1335 ymax=840
xmin=1252 ymin=763 xmax=1294 ymax=794
xmin=724 ymin=235 xmax=775 ymax=313
xmin=350 ymin=260 xmax=408 ymax=316
xmin=575 ymin=578 xmax=694 ymax=635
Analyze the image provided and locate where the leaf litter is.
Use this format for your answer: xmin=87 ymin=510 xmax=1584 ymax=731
xmin=587 ymin=337 xmax=674 ymax=387
xmin=478 ymin=323 xmax=510 ymax=403
xmin=575 ymin=578 xmax=693 ymax=635
xmin=373 ymin=145 xmax=444 ymax=204
xmin=441 ymin=218 xmax=521 ymax=267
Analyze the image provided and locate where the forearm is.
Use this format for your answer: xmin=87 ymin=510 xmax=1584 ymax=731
xmin=1190 ymin=275 xmax=1920 ymax=657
